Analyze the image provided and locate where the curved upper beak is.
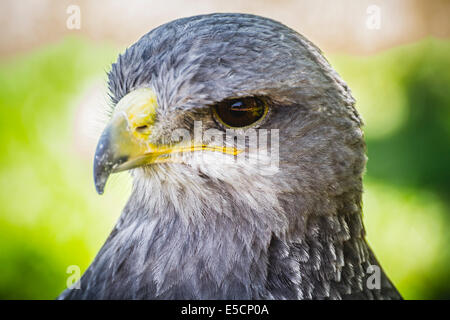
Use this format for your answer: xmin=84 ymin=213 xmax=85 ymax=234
xmin=93 ymin=125 xmax=121 ymax=195
xmin=93 ymin=88 xmax=159 ymax=194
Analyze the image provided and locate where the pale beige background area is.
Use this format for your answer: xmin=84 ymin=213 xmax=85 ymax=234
xmin=1 ymin=0 xmax=449 ymax=57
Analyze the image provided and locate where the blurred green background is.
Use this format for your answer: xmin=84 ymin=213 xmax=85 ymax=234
xmin=0 ymin=1 xmax=449 ymax=300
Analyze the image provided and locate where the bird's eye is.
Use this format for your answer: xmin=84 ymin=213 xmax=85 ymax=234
xmin=212 ymin=97 xmax=269 ymax=129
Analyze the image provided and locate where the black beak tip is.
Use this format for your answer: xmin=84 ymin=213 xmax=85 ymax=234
xmin=93 ymin=150 xmax=113 ymax=196
xmin=94 ymin=169 xmax=109 ymax=195
xmin=93 ymin=152 xmax=128 ymax=195
xmin=93 ymin=126 xmax=128 ymax=195
xmin=95 ymin=183 xmax=105 ymax=195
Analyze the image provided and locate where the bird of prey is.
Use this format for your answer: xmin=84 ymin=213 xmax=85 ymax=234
xmin=59 ymin=13 xmax=402 ymax=300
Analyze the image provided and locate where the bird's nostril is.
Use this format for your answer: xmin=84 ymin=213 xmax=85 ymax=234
xmin=135 ymin=125 xmax=150 ymax=134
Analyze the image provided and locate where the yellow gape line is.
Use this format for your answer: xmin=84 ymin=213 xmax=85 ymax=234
xmin=165 ymin=145 xmax=242 ymax=156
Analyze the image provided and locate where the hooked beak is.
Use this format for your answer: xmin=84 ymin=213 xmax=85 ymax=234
xmin=93 ymin=88 xmax=159 ymax=194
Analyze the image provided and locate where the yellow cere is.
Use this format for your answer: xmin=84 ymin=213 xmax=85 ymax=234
xmin=113 ymin=87 xmax=159 ymax=139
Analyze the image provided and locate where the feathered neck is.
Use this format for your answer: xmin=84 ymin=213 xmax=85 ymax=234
xmin=60 ymin=161 xmax=389 ymax=299
xmin=60 ymin=177 xmax=371 ymax=300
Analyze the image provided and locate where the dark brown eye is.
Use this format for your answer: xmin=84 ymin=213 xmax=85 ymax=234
xmin=212 ymin=97 xmax=268 ymax=129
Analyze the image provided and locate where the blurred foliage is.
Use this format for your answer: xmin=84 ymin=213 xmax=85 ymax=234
xmin=330 ymin=39 xmax=450 ymax=299
xmin=0 ymin=36 xmax=449 ymax=299
xmin=0 ymin=37 xmax=130 ymax=299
